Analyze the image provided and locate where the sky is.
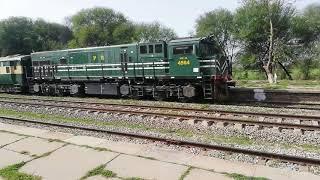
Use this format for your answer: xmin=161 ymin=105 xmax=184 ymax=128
xmin=0 ymin=0 xmax=319 ymax=37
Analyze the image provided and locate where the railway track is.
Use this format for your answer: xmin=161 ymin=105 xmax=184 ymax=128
xmin=0 ymin=96 xmax=320 ymax=133
xmin=1 ymin=115 xmax=319 ymax=166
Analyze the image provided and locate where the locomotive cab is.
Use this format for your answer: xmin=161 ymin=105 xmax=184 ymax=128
xmin=168 ymin=38 xmax=200 ymax=78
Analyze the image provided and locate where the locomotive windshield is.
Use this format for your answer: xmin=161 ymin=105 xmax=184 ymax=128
xmin=173 ymin=45 xmax=193 ymax=55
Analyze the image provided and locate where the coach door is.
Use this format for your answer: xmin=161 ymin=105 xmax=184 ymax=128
xmin=120 ymin=48 xmax=128 ymax=75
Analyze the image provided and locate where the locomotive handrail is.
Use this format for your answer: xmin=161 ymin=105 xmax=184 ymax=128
xmin=101 ymin=64 xmax=104 ymax=79
xmin=152 ymin=61 xmax=156 ymax=79
xmin=67 ymin=65 xmax=70 ymax=79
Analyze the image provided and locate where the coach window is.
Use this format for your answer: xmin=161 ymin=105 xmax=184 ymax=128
xmin=148 ymin=45 xmax=154 ymax=54
xmin=10 ymin=61 xmax=17 ymax=70
xmin=155 ymin=44 xmax=162 ymax=53
xmin=173 ymin=45 xmax=193 ymax=55
xmin=140 ymin=45 xmax=147 ymax=54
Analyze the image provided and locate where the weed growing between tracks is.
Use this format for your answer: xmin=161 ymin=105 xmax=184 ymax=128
xmin=0 ymin=162 xmax=41 ymax=180
xmin=0 ymin=108 xmax=320 ymax=154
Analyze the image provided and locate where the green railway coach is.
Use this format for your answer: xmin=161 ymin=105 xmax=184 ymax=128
xmin=30 ymin=37 xmax=232 ymax=101
xmin=0 ymin=55 xmax=32 ymax=92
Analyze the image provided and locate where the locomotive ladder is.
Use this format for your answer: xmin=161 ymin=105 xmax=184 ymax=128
xmin=203 ymin=78 xmax=213 ymax=100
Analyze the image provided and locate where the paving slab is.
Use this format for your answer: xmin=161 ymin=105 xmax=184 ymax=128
xmin=137 ymin=146 xmax=195 ymax=164
xmin=36 ymin=131 xmax=74 ymax=140
xmin=96 ymin=140 xmax=146 ymax=155
xmin=253 ymin=165 xmax=320 ymax=180
xmin=20 ymin=145 xmax=119 ymax=180
xmin=184 ymin=168 xmax=232 ymax=180
xmin=105 ymin=154 xmax=187 ymax=180
xmin=0 ymin=149 xmax=32 ymax=169
xmin=0 ymin=132 xmax=25 ymax=146
xmin=65 ymin=136 xmax=107 ymax=146
xmin=86 ymin=175 xmax=107 ymax=180
xmin=5 ymin=137 xmax=65 ymax=156
xmin=187 ymin=155 xmax=256 ymax=176
xmin=0 ymin=123 xmax=49 ymax=136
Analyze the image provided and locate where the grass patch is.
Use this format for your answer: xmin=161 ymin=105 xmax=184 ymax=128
xmin=179 ymin=167 xmax=192 ymax=180
xmin=227 ymin=173 xmax=269 ymax=180
xmin=205 ymin=134 xmax=254 ymax=146
xmin=0 ymin=162 xmax=41 ymax=180
xmin=237 ymin=80 xmax=320 ymax=89
xmin=81 ymin=165 xmax=116 ymax=179
xmin=300 ymin=144 xmax=320 ymax=153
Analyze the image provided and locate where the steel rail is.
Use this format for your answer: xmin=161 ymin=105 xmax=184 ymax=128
xmin=0 ymin=116 xmax=319 ymax=166
xmin=1 ymin=100 xmax=320 ymax=131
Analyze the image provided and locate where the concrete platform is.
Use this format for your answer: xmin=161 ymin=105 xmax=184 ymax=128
xmin=20 ymin=145 xmax=119 ymax=180
xmin=4 ymin=137 xmax=65 ymax=156
xmin=96 ymin=140 xmax=147 ymax=155
xmin=0 ymin=122 xmax=319 ymax=180
xmin=65 ymin=135 xmax=107 ymax=146
xmin=188 ymin=154 xmax=256 ymax=176
xmin=254 ymin=165 xmax=320 ymax=180
xmin=136 ymin=146 xmax=196 ymax=165
xmin=184 ymin=168 xmax=232 ymax=180
xmin=0 ymin=132 xmax=25 ymax=146
xmin=0 ymin=149 xmax=31 ymax=169
xmin=0 ymin=123 xmax=49 ymax=136
xmin=105 ymin=154 xmax=187 ymax=180
xmin=36 ymin=131 xmax=74 ymax=140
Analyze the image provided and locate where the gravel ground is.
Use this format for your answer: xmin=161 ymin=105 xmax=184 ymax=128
xmin=0 ymin=102 xmax=320 ymax=175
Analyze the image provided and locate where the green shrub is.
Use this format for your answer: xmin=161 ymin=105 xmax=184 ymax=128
xmin=309 ymin=68 xmax=320 ymax=80
xmin=291 ymin=67 xmax=305 ymax=80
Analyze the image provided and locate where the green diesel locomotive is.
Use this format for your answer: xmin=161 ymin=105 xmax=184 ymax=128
xmin=0 ymin=37 xmax=233 ymax=101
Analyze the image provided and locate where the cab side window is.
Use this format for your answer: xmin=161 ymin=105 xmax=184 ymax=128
xmin=155 ymin=44 xmax=163 ymax=53
xmin=140 ymin=45 xmax=147 ymax=54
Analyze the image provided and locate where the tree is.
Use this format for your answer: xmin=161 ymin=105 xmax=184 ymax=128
xmin=0 ymin=17 xmax=72 ymax=56
xmin=68 ymin=7 xmax=129 ymax=47
xmin=234 ymin=0 xmax=295 ymax=83
xmin=33 ymin=19 xmax=73 ymax=51
xmin=290 ymin=3 xmax=320 ymax=79
xmin=0 ymin=17 xmax=35 ymax=56
xmin=134 ymin=22 xmax=177 ymax=42
xmin=195 ymin=9 xmax=237 ymax=73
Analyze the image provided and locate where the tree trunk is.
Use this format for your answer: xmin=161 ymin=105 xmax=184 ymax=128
xmin=263 ymin=66 xmax=275 ymax=84
xmin=264 ymin=6 xmax=275 ymax=84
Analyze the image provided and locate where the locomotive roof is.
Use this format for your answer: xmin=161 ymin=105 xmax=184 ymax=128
xmin=31 ymin=43 xmax=138 ymax=55
xmin=169 ymin=37 xmax=201 ymax=43
xmin=0 ymin=55 xmax=30 ymax=62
